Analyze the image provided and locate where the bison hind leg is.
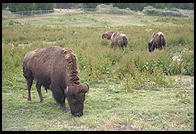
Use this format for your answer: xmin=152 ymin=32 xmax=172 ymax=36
xmin=36 ymin=81 xmax=44 ymax=103
xmin=23 ymin=66 xmax=34 ymax=101
xmin=27 ymin=77 xmax=33 ymax=101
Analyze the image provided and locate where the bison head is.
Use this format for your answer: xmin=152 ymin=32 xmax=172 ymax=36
xmin=148 ymin=42 xmax=155 ymax=52
xmin=102 ymin=32 xmax=112 ymax=40
xmin=65 ymin=84 xmax=89 ymax=117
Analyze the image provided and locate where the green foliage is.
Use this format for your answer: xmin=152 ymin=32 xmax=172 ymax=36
xmin=55 ymin=3 xmax=76 ymax=9
xmin=7 ymin=3 xmax=54 ymax=12
xmin=96 ymin=4 xmax=135 ymax=14
xmin=83 ymin=3 xmax=101 ymax=9
xmin=8 ymin=3 xmax=34 ymax=12
xmin=114 ymin=3 xmax=148 ymax=11
xmin=34 ymin=3 xmax=54 ymax=10
xmin=182 ymin=53 xmax=194 ymax=76
xmin=142 ymin=6 xmax=186 ymax=17
xmin=8 ymin=20 xmax=22 ymax=26
xmin=101 ymin=40 xmax=109 ymax=46
xmin=175 ymin=90 xmax=191 ymax=104
xmin=83 ymin=3 xmax=194 ymax=11
xmin=154 ymin=3 xmax=165 ymax=9
xmin=2 ymin=3 xmax=8 ymax=9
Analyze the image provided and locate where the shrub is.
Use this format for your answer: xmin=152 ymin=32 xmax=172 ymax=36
xmin=142 ymin=6 xmax=185 ymax=17
xmin=182 ymin=52 xmax=194 ymax=76
xmin=101 ymin=40 xmax=109 ymax=46
xmin=96 ymin=4 xmax=135 ymax=15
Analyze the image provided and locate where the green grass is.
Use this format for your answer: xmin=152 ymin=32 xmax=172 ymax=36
xmin=2 ymin=76 xmax=194 ymax=131
xmin=2 ymin=12 xmax=194 ymax=131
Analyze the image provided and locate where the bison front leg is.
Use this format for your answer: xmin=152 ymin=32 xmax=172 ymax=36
xmin=111 ymin=42 xmax=115 ymax=48
xmin=36 ymin=81 xmax=44 ymax=103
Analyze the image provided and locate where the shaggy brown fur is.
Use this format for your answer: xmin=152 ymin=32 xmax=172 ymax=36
xmin=102 ymin=31 xmax=128 ymax=49
xmin=148 ymin=31 xmax=166 ymax=52
xmin=23 ymin=46 xmax=89 ymax=117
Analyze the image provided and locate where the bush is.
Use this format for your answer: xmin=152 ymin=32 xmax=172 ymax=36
xmin=142 ymin=6 xmax=185 ymax=17
xmin=96 ymin=4 xmax=135 ymax=14
xmin=182 ymin=52 xmax=194 ymax=76
xmin=8 ymin=3 xmax=54 ymax=12
xmin=101 ymin=40 xmax=109 ymax=46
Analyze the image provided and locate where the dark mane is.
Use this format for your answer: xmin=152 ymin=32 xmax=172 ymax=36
xmin=63 ymin=49 xmax=80 ymax=86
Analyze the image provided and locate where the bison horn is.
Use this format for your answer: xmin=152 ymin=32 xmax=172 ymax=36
xmin=64 ymin=86 xmax=69 ymax=94
xmin=83 ymin=83 xmax=89 ymax=93
xmin=85 ymin=83 xmax=89 ymax=90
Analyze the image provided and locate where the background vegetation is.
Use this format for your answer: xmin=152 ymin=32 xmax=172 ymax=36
xmin=3 ymin=3 xmax=54 ymax=12
xmin=2 ymin=3 xmax=193 ymax=12
xmin=2 ymin=8 xmax=194 ymax=131
xmin=83 ymin=3 xmax=194 ymax=11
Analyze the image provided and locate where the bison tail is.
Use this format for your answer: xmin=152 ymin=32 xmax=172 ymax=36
xmin=122 ymin=36 xmax=128 ymax=47
xmin=22 ymin=62 xmax=29 ymax=79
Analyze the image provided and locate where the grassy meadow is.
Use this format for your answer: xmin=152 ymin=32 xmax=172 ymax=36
xmin=2 ymin=12 xmax=194 ymax=131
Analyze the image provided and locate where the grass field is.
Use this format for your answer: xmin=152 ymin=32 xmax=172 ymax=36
xmin=2 ymin=12 xmax=194 ymax=131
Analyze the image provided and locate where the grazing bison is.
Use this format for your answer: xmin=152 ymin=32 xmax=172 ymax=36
xmin=148 ymin=31 xmax=166 ymax=52
xmin=23 ymin=46 xmax=89 ymax=117
xmin=102 ymin=31 xmax=128 ymax=49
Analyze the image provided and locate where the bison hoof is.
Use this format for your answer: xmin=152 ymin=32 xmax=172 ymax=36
xmin=40 ymin=99 xmax=44 ymax=103
xmin=52 ymin=103 xmax=59 ymax=107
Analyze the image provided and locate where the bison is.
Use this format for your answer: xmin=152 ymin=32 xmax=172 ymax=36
xmin=148 ymin=31 xmax=166 ymax=52
xmin=102 ymin=31 xmax=128 ymax=49
xmin=23 ymin=46 xmax=89 ymax=117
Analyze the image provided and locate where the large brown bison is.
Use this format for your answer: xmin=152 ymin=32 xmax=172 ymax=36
xmin=23 ymin=46 xmax=89 ymax=117
xmin=148 ymin=31 xmax=166 ymax=52
xmin=102 ymin=31 xmax=128 ymax=49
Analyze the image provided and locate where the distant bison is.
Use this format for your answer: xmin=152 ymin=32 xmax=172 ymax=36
xmin=23 ymin=46 xmax=89 ymax=117
xmin=102 ymin=31 xmax=128 ymax=49
xmin=148 ymin=31 xmax=166 ymax=52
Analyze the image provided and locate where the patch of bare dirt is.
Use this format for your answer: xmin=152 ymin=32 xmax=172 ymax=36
xmin=115 ymin=125 xmax=135 ymax=131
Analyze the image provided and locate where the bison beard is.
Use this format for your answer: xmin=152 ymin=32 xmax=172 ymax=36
xmin=23 ymin=46 xmax=89 ymax=117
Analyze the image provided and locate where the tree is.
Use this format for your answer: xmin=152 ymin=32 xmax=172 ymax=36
xmin=7 ymin=3 xmax=54 ymax=12
xmin=8 ymin=3 xmax=34 ymax=12
xmin=34 ymin=3 xmax=54 ymax=10
xmin=2 ymin=3 xmax=8 ymax=9
xmin=83 ymin=3 xmax=101 ymax=8
xmin=113 ymin=3 xmax=148 ymax=11
xmin=154 ymin=3 xmax=165 ymax=9
xmin=55 ymin=3 xmax=76 ymax=9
